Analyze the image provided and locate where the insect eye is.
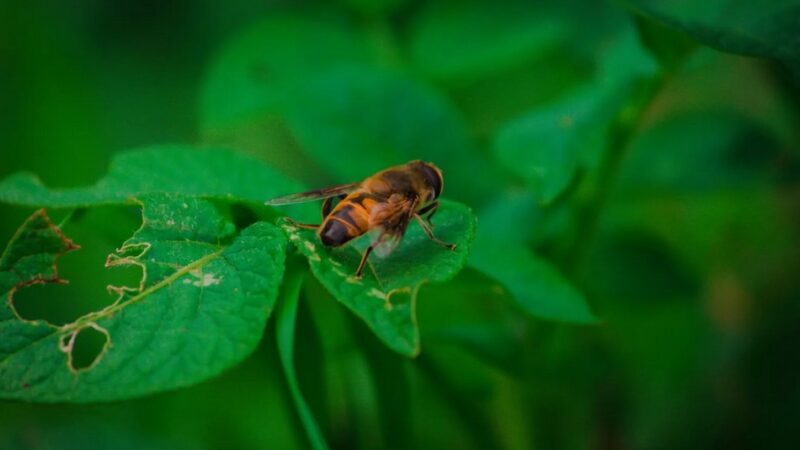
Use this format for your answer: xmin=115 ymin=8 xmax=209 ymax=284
xmin=419 ymin=163 xmax=442 ymax=198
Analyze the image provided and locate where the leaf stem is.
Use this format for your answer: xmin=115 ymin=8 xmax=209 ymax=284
xmin=276 ymin=263 xmax=330 ymax=450
xmin=563 ymin=75 xmax=667 ymax=274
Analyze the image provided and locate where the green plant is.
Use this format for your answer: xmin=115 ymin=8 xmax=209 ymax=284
xmin=2 ymin=0 xmax=799 ymax=449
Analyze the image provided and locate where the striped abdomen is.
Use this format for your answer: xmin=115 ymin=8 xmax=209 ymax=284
xmin=318 ymin=191 xmax=379 ymax=247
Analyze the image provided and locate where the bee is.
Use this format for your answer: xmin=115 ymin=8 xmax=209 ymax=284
xmin=266 ymin=161 xmax=456 ymax=279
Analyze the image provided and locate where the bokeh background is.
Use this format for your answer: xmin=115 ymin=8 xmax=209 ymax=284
xmin=2 ymin=0 xmax=800 ymax=449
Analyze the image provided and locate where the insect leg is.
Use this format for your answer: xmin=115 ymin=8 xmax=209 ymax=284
xmin=355 ymin=244 xmax=375 ymax=279
xmin=414 ymin=213 xmax=456 ymax=250
xmin=417 ymin=201 xmax=440 ymax=223
xmin=285 ymin=217 xmax=320 ymax=230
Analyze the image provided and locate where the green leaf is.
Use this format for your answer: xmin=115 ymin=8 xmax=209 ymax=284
xmin=342 ymin=0 xmax=407 ymax=16
xmin=281 ymin=200 xmax=476 ymax=356
xmin=276 ymin=264 xmax=330 ymax=450
xmin=618 ymin=111 xmax=781 ymax=196
xmin=634 ymin=15 xmax=697 ymax=71
xmin=282 ymin=65 xmax=503 ymax=206
xmin=0 ymin=145 xmax=304 ymax=208
xmin=468 ymin=237 xmax=596 ymax=323
xmin=0 ymin=194 xmax=287 ymax=401
xmin=492 ymin=27 xmax=657 ymax=204
xmin=409 ymin=0 xmax=566 ymax=82
xmin=493 ymin=86 xmax=606 ymax=204
xmin=199 ymin=14 xmax=370 ymax=132
xmin=623 ymin=0 xmax=800 ymax=65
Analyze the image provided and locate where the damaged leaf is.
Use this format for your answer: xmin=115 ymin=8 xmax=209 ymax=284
xmin=0 ymin=194 xmax=286 ymax=401
xmin=0 ymin=145 xmax=303 ymax=208
xmin=281 ymin=200 xmax=476 ymax=356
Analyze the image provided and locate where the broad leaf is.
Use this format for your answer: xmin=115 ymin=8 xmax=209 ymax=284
xmin=199 ymin=14 xmax=370 ymax=132
xmin=0 ymin=194 xmax=287 ymax=401
xmin=623 ymin=0 xmax=800 ymax=65
xmin=0 ymin=145 xmax=303 ymax=208
xmin=492 ymin=27 xmax=657 ymax=203
xmin=409 ymin=0 xmax=565 ymax=82
xmin=281 ymin=200 xmax=476 ymax=356
xmin=469 ymin=237 xmax=596 ymax=323
xmin=281 ymin=65 xmax=504 ymax=206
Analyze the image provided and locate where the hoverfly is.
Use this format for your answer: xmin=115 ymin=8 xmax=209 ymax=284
xmin=266 ymin=161 xmax=456 ymax=279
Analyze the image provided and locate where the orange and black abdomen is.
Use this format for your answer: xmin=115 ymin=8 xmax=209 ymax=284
xmin=318 ymin=191 xmax=378 ymax=247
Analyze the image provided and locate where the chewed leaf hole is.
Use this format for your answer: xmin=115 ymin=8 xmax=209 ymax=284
xmin=10 ymin=206 xmax=143 ymax=326
xmin=69 ymin=325 xmax=110 ymax=371
xmin=12 ymin=249 xmax=141 ymax=326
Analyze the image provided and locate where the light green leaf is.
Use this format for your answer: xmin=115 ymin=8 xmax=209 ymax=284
xmin=409 ymin=0 xmax=565 ymax=82
xmin=0 ymin=145 xmax=303 ymax=208
xmin=281 ymin=200 xmax=476 ymax=356
xmin=276 ymin=264 xmax=330 ymax=450
xmin=282 ymin=65 xmax=503 ymax=206
xmin=623 ymin=0 xmax=800 ymax=65
xmin=0 ymin=194 xmax=287 ymax=401
xmin=469 ymin=237 xmax=596 ymax=323
xmin=199 ymin=14 xmax=370 ymax=132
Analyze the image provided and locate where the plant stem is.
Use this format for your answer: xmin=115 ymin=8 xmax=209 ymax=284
xmin=276 ymin=263 xmax=330 ymax=450
xmin=564 ymin=76 xmax=666 ymax=274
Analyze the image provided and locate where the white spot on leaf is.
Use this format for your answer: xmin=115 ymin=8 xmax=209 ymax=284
xmin=183 ymin=269 xmax=222 ymax=287
xmin=368 ymin=288 xmax=386 ymax=300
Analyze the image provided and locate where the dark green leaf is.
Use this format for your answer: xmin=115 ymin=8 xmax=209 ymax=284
xmin=342 ymin=0 xmax=407 ymax=16
xmin=199 ymin=14 xmax=371 ymax=132
xmin=492 ymin=27 xmax=656 ymax=203
xmin=623 ymin=0 xmax=800 ymax=65
xmin=634 ymin=15 xmax=697 ymax=71
xmin=282 ymin=65 xmax=503 ymax=206
xmin=0 ymin=146 xmax=303 ymax=208
xmin=468 ymin=237 xmax=596 ymax=323
xmin=409 ymin=0 xmax=565 ymax=82
xmin=281 ymin=200 xmax=476 ymax=356
xmin=0 ymin=194 xmax=287 ymax=401
xmin=618 ymin=111 xmax=783 ymax=196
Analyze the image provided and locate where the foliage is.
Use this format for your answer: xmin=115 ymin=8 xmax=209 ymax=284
xmin=2 ymin=0 xmax=800 ymax=449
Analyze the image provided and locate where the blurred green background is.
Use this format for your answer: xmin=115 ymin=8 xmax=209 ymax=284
xmin=2 ymin=0 xmax=800 ymax=449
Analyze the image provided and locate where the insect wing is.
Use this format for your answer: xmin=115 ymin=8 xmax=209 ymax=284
xmin=265 ymin=182 xmax=360 ymax=206
xmin=370 ymin=227 xmax=405 ymax=258
xmin=368 ymin=196 xmax=416 ymax=258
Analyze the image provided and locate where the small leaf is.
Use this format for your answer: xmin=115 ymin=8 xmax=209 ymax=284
xmin=0 ymin=145 xmax=304 ymax=208
xmin=276 ymin=264 xmax=330 ymax=450
xmin=0 ymin=194 xmax=287 ymax=401
xmin=281 ymin=65 xmax=504 ymax=206
xmin=469 ymin=237 xmax=596 ymax=323
xmin=199 ymin=14 xmax=370 ymax=132
xmin=623 ymin=0 xmax=800 ymax=65
xmin=281 ymin=200 xmax=476 ymax=356
xmin=409 ymin=0 xmax=566 ymax=82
